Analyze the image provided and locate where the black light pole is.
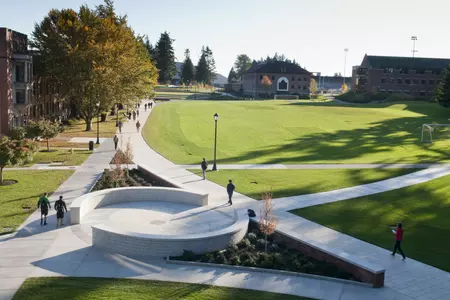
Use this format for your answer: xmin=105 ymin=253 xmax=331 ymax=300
xmin=116 ymin=103 xmax=119 ymax=127
xmin=96 ymin=102 xmax=100 ymax=144
xmin=212 ymin=113 xmax=219 ymax=171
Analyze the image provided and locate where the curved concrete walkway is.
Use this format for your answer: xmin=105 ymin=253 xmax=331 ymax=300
xmin=1 ymin=101 xmax=450 ymax=300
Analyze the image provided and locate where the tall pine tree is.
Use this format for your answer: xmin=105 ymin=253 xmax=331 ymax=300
xmin=154 ymin=31 xmax=176 ymax=83
xmin=205 ymin=46 xmax=216 ymax=84
xmin=181 ymin=49 xmax=195 ymax=84
xmin=228 ymin=67 xmax=237 ymax=83
xmin=196 ymin=46 xmax=216 ymax=84
xmin=144 ymin=36 xmax=155 ymax=59
xmin=436 ymin=64 xmax=450 ymax=107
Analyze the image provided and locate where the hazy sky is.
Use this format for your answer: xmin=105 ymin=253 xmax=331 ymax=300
xmin=1 ymin=0 xmax=449 ymax=76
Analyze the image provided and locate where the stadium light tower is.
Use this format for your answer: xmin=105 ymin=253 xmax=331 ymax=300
xmin=411 ymin=36 xmax=418 ymax=58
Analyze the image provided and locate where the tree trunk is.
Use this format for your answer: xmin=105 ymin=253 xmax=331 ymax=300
xmin=85 ymin=119 xmax=92 ymax=131
xmin=46 ymin=139 xmax=50 ymax=151
xmin=265 ymin=233 xmax=268 ymax=252
xmin=0 ymin=166 xmax=3 ymax=185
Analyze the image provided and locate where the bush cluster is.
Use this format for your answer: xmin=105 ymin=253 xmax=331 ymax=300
xmin=92 ymin=169 xmax=152 ymax=191
xmin=172 ymin=228 xmax=356 ymax=281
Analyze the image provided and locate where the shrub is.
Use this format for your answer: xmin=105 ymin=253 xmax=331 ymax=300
xmin=256 ymin=239 xmax=266 ymax=250
xmin=270 ymin=243 xmax=280 ymax=252
xmin=180 ymin=250 xmax=196 ymax=261
xmin=200 ymin=253 xmax=214 ymax=263
xmin=242 ymin=257 xmax=256 ymax=267
xmin=215 ymin=252 xmax=227 ymax=264
xmin=229 ymin=255 xmax=240 ymax=265
xmin=247 ymin=232 xmax=257 ymax=243
xmin=239 ymin=252 xmax=253 ymax=262
xmin=238 ymin=238 xmax=251 ymax=249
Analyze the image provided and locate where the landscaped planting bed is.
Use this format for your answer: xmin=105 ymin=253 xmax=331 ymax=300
xmin=92 ymin=168 xmax=152 ymax=191
xmin=172 ymin=227 xmax=358 ymax=282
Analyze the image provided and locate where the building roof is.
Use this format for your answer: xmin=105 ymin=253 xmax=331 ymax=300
xmin=365 ymin=55 xmax=450 ymax=70
xmin=245 ymin=61 xmax=310 ymax=75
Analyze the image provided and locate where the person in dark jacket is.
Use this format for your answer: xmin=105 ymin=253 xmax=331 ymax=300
xmin=113 ymin=135 xmax=119 ymax=150
xmin=118 ymin=120 xmax=123 ymax=133
xmin=54 ymin=196 xmax=68 ymax=228
xmin=227 ymin=180 xmax=235 ymax=205
xmin=37 ymin=193 xmax=51 ymax=226
xmin=144 ymin=103 xmax=148 ymax=111
xmin=201 ymin=158 xmax=208 ymax=180
xmin=391 ymin=222 xmax=406 ymax=259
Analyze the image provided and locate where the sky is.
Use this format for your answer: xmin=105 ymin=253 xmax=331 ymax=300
xmin=1 ymin=0 xmax=449 ymax=77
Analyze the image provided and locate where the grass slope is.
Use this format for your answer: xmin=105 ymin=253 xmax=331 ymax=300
xmin=292 ymin=174 xmax=450 ymax=272
xmin=32 ymin=149 xmax=91 ymax=166
xmin=194 ymin=169 xmax=415 ymax=199
xmin=13 ymin=277 xmax=311 ymax=300
xmin=144 ymin=101 xmax=450 ymax=165
xmin=0 ymin=170 xmax=74 ymax=234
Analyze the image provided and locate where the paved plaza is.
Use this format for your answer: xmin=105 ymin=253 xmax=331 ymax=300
xmin=1 ymin=101 xmax=450 ymax=300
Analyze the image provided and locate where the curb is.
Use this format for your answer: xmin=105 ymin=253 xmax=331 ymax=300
xmin=166 ymin=257 xmax=372 ymax=288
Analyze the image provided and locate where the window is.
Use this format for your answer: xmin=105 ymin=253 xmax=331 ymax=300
xmin=429 ymin=80 xmax=435 ymax=85
xmin=15 ymin=63 xmax=25 ymax=82
xmin=397 ymin=79 xmax=403 ymax=84
xmin=292 ymin=76 xmax=295 ymax=81
xmin=405 ymin=79 xmax=411 ymax=84
xmin=297 ymin=77 xmax=301 ymax=81
xmin=420 ymin=91 xmax=426 ymax=96
xmin=303 ymin=86 xmax=307 ymax=90
xmin=381 ymin=78 xmax=387 ymax=83
xmin=421 ymin=80 xmax=426 ymax=85
xmin=298 ymin=84 xmax=302 ymax=89
xmin=380 ymin=89 xmax=386 ymax=92
xmin=271 ymin=76 xmax=275 ymax=80
xmin=15 ymin=90 xmax=25 ymax=104
xmin=304 ymin=78 xmax=308 ymax=81
xmin=413 ymin=79 xmax=419 ymax=84
xmin=389 ymin=78 xmax=395 ymax=83
xmin=259 ymin=75 xmax=263 ymax=80
xmin=291 ymin=84 xmax=295 ymax=89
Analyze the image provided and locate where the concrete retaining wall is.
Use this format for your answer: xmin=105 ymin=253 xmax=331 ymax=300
xmin=70 ymin=187 xmax=209 ymax=225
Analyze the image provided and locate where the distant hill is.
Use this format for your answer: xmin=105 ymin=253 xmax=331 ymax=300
xmin=174 ymin=62 xmax=227 ymax=86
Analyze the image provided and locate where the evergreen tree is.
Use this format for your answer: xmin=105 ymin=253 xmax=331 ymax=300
xmin=144 ymin=36 xmax=155 ymax=59
xmin=180 ymin=49 xmax=195 ymax=84
xmin=196 ymin=46 xmax=216 ymax=84
xmin=436 ymin=64 xmax=450 ymax=107
xmin=228 ymin=67 xmax=238 ymax=83
xmin=154 ymin=31 xmax=176 ymax=83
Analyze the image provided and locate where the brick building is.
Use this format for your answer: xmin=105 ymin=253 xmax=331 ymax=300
xmin=0 ymin=28 xmax=67 ymax=137
xmin=227 ymin=61 xmax=311 ymax=98
xmin=352 ymin=54 xmax=450 ymax=97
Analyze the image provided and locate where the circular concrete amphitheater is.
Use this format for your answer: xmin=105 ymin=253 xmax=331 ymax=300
xmin=70 ymin=187 xmax=248 ymax=257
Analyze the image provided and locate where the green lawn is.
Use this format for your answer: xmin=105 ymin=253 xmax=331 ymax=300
xmin=194 ymin=169 xmax=416 ymax=199
xmin=292 ymin=174 xmax=450 ymax=272
xmin=143 ymin=100 xmax=450 ymax=165
xmin=0 ymin=170 xmax=74 ymax=235
xmin=13 ymin=277 xmax=311 ymax=300
xmin=32 ymin=149 xmax=91 ymax=166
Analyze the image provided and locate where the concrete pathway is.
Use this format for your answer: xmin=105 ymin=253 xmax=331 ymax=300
xmin=6 ymin=164 xmax=79 ymax=171
xmin=179 ymin=163 xmax=450 ymax=170
xmin=2 ymin=102 xmax=450 ymax=300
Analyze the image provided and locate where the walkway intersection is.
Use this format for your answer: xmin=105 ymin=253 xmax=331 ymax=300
xmin=1 ymin=101 xmax=450 ymax=300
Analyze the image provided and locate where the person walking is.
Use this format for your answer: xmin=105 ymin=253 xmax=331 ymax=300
xmin=201 ymin=158 xmax=208 ymax=180
xmin=391 ymin=222 xmax=406 ymax=260
xmin=136 ymin=120 xmax=141 ymax=133
xmin=128 ymin=112 xmax=131 ymax=120
xmin=144 ymin=103 xmax=147 ymax=111
xmin=150 ymin=102 xmax=153 ymax=109
xmin=137 ymin=103 xmax=140 ymax=109
xmin=118 ymin=120 xmax=123 ymax=133
xmin=227 ymin=180 xmax=235 ymax=205
xmin=37 ymin=193 xmax=51 ymax=226
xmin=54 ymin=196 xmax=68 ymax=228
xmin=137 ymin=109 xmax=140 ymax=117
xmin=113 ymin=135 xmax=119 ymax=150
xmin=132 ymin=111 xmax=136 ymax=121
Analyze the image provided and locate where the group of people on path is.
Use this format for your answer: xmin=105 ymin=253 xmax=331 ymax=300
xmin=37 ymin=193 xmax=68 ymax=227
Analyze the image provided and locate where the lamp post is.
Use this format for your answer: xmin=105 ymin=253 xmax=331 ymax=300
xmin=411 ymin=36 xmax=418 ymax=58
xmin=343 ymin=48 xmax=349 ymax=87
xmin=212 ymin=113 xmax=219 ymax=171
xmin=116 ymin=103 xmax=119 ymax=127
xmin=96 ymin=102 xmax=100 ymax=144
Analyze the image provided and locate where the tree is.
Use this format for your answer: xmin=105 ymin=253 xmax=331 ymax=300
xmin=181 ymin=49 xmax=195 ymax=84
xmin=227 ymin=67 xmax=238 ymax=83
xmin=234 ymin=54 xmax=252 ymax=80
xmin=341 ymin=83 xmax=349 ymax=93
xmin=259 ymin=192 xmax=277 ymax=252
xmin=436 ymin=64 xmax=450 ymax=107
xmin=204 ymin=46 xmax=216 ymax=84
xmin=310 ymin=78 xmax=318 ymax=95
xmin=334 ymin=72 xmax=343 ymax=77
xmin=0 ymin=137 xmax=36 ymax=184
xmin=261 ymin=75 xmax=272 ymax=97
xmin=144 ymin=36 xmax=155 ymax=59
xmin=39 ymin=120 xmax=61 ymax=151
xmin=154 ymin=31 xmax=177 ymax=83
xmin=30 ymin=1 xmax=158 ymax=131
xmin=195 ymin=46 xmax=216 ymax=85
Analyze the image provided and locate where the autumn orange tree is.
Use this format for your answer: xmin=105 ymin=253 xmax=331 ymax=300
xmin=261 ymin=75 xmax=272 ymax=97
xmin=259 ymin=191 xmax=278 ymax=252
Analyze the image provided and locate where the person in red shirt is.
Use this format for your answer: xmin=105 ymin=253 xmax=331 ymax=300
xmin=391 ymin=222 xmax=406 ymax=260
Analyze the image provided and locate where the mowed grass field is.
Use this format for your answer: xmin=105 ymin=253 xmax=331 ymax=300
xmin=292 ymin=174 xmax=450 ymax=272
xmin=0 ymin=170 xmax=74 ymax=235
xmin=191 ymin=169 xmax=415 ymax=199
xmin=144 ymin=100 xmax=450 ymax=164
xmin=13 ymin=277 xmax=311 ymax=300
